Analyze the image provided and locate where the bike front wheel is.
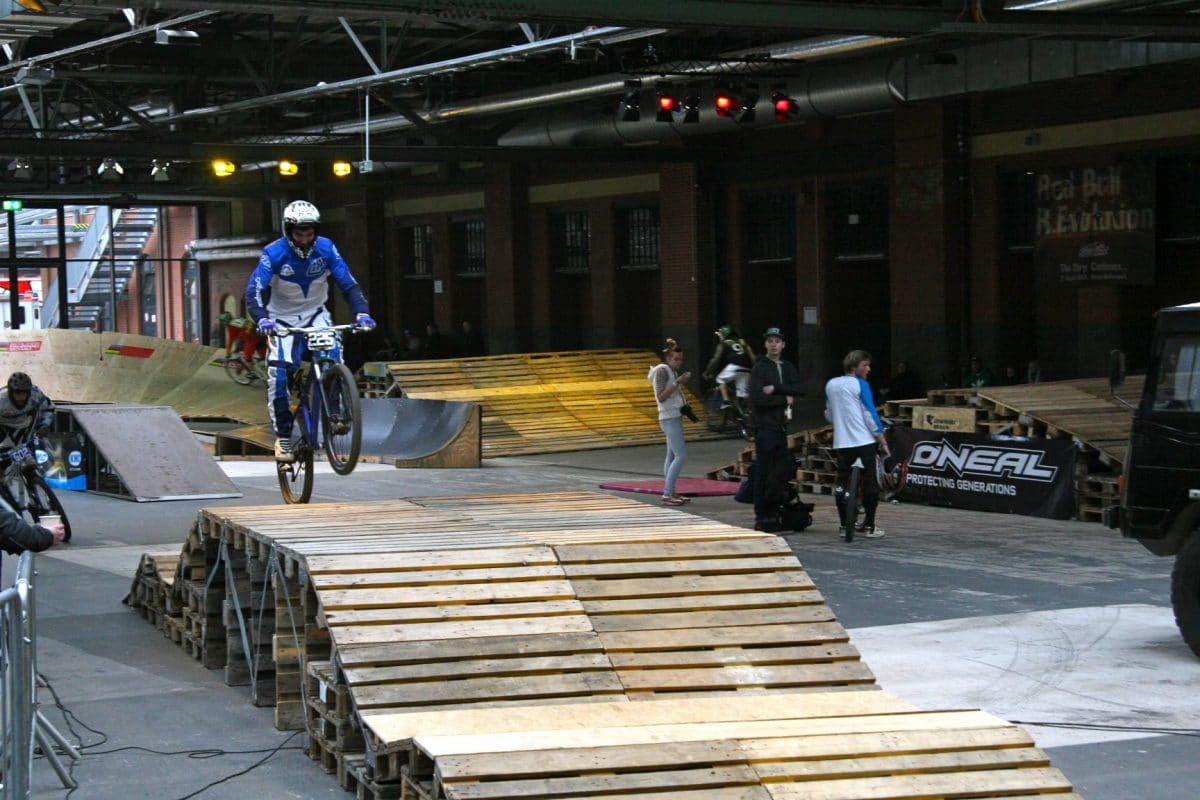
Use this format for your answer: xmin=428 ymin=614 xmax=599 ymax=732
xmin=27 ymin=472 xmax=72 ymax=543
xmin=277 ymin=442 xmax=314 ymax=504
xmin=319 ymin=362 xmax=362 ymax=475
xmin=224 ymin=357 xmax=253 ymax=386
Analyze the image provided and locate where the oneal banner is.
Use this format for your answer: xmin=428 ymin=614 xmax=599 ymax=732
xmin=890 ymin=427 xmax=1075 ymax=519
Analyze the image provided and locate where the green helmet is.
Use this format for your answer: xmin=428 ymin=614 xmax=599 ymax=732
xmin=716 ymin=324 xmax=736 ymax=339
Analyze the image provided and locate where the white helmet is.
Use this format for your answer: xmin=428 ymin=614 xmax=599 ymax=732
xmin=282 ymin=200 xmax=320 ymax=258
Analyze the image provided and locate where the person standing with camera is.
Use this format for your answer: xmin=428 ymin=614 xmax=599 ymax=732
xmin=648 ymin=338 xmax=692 ymax=506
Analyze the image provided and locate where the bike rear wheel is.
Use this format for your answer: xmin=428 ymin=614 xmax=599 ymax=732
xmin=27 ymin=472 xmax=72 ymax=543
xmin=224 ymin=357 xmax=253 ymax=386
xmin=319 ymin=362 xmax=362 ymax=475
xmin=277 ymin=441 xmax=314 ymax=504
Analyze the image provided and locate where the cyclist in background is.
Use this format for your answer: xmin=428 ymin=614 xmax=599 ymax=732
xmin=824 ymin=349 xmax=890 ymax=539
xmin=0 ymin=372 xmax=54 ymax=448
xmin=245 ymin=200 xmax=375 ymax=462
xmin=703 ymin=324 xmax=755 ymax=408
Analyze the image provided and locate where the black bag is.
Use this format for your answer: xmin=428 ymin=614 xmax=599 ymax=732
xmin=680 ymin=403 xmax=698 ymax=423
xmin=780 ymin=495 xmax=815 ymax=532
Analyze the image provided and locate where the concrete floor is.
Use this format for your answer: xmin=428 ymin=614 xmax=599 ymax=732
xmin=16 ymin=437 xmax=1199 ymax=800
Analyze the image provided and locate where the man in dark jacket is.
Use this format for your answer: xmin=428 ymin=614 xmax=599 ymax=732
xmin=1 ymin=507 xmax=65 ymax=572
xmin=747 ymin=327 xmax=805 ymax=532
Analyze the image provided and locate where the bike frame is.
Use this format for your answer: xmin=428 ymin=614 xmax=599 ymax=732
xmin=277 ymin=324 xmax=355 ymax=452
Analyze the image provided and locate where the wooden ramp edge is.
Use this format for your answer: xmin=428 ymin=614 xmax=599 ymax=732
xmin=129 ymin=491 xmax=1078 ymax=799
xmin=363 ymin=349 xmax=729 ymax=457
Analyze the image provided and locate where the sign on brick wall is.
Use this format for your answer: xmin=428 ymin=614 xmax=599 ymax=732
xmin=1034 ymin=162 xmax=1155 ymax=286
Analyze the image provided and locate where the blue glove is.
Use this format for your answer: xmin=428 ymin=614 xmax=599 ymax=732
xmin=356 ymin=313 xmax=376 ymax=331
xmin=258 ymin=318 xmax=279 ymax=336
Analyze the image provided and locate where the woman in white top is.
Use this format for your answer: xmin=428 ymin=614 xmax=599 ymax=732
xmin=647 ymin=339 xmax=691 ymax=506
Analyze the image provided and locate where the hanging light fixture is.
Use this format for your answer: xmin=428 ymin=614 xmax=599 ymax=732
xmin=278 ymin=160 xmax=299 ymax=176
xmin=151 ymin=159 xmax=171 ymax=182
xmin=97 ymin=158 xmax=124 ymax=181
xmin=211 ymin=159 xmax=236 ymax=177
xmin=332 ymin=160 xmax=353 ymax=177
xmin=8 ymin=158 xmax=32 ymax=179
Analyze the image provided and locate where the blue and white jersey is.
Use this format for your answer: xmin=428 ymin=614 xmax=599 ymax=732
xmin=244 ymin=236 xmax=368 ymax=326
xmin=824 ymin=374 xmax=884 ymax=449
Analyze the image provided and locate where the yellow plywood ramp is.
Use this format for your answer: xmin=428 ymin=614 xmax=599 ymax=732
xmin=373 ymin=349 xmax=724 ymax=456
xmin=132 ymin=491 xmax=1078 ymax=800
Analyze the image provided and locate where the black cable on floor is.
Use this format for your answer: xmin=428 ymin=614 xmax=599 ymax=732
xmin=36 ymin=673 xmax=307 ymax=799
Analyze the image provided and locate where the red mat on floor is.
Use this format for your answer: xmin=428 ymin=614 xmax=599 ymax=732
xmin=599 ymin=478 xmax=740 ymax=497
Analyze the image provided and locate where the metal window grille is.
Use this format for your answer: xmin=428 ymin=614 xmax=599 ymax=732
xmin=404 ymin=224 xmax=433 ymax=276
xmin=453 ymin=218 xmax=486 ymax=275
xmin=552 ymin=211 xmax=591 ymax=273
xmin=620 ymin=206 xmax=660 ymax=269
xmin=744 ymin=191 xmax=796 ymax=263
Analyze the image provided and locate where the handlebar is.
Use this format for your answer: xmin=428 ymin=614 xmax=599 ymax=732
xmin=268 ymin=323 xmax=365 ymax=337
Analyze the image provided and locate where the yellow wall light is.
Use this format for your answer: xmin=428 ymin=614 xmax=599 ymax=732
xmin=332 ymin=160 xmax=353 ymax=177
xmin=278 ymin=160 xmax=299 ymax=176
xmin=211 ymin=159 xmax=236 ymax=177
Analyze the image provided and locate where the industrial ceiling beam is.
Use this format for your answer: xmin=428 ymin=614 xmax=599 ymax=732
xmin=0 ymin=136 xmax=721 ymax=163
xmin=115 ymin=0 xmax=987 ymax=35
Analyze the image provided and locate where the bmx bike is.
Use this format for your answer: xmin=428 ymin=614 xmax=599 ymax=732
xmin=0 ymin=434 xmax=72 ymax=542
xmin=272 ymin=323 xmax=365 ymax=504
xmin=702 ymin=383 xmax=753 ymax=441
xmin=224 ymin=354 xmax=268 ymax=386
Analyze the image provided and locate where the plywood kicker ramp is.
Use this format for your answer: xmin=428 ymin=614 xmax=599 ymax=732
xmin=131 ymin=491 xmax=1078 ymax=800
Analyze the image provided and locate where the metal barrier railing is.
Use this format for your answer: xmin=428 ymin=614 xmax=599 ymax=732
xmin=1 ymin=553 xmax=37 ymax=799
xmin=0 ymin=553 xmax=78 ymax=800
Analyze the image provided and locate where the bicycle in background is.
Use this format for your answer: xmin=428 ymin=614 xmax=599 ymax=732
xmin=224 ymin=354 xmax=269 ymax=386
xmin=271 ymin=323 xmax=364 ymax=504
xmin=703 ymin=381 xmax=753 ymax=441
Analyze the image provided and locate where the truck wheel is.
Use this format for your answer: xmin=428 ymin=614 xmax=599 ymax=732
xmin=1171 ymin=533 xmax=1200 ymax=658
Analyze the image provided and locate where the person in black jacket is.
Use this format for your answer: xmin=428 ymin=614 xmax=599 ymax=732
xmin=747 ymin=327 xmax=805 ymax=532
xmin=1 ymin=507 xmax=65 ymax=572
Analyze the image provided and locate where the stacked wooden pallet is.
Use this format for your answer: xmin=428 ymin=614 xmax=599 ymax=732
xmin=357 ymin=349 xmax=725 ymax=457
xmin=369 ymin=694 xmax=1077 ymax=800
xmin=129 ymin=491 xmax=1078 ymax=800
xmin=124 ymin=549 xmax=183 ymax=630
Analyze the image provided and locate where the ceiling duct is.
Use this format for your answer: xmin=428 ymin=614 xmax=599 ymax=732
xmin=497 ymin=58 xmax=904 ymax=148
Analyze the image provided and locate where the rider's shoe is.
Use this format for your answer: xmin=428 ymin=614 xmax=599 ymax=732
xmin=274 ymin=437 xmax=295 ymax=462
xmin=856 ymin=523 xmax=885 ymax=538
xmin=720 ymin=402 xmax=732 ymax=410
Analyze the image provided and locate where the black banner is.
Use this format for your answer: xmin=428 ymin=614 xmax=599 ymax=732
xmin=1033 ymin=162 xmax=1155 ymax=286
xmin=889 ymin=427 xmax=1075 ymax=519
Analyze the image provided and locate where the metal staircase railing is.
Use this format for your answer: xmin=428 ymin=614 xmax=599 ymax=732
xmin=41 ymin=206 xmax=109 ymax=329
xmin=41 ymin=206 xmax=159 ymax=329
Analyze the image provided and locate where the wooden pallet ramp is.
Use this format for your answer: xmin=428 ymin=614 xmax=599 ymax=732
xmin=362 ymin=349 xmax=727 ymax=456
xmin=129 ymin=491 xmax=1078 ymax=799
